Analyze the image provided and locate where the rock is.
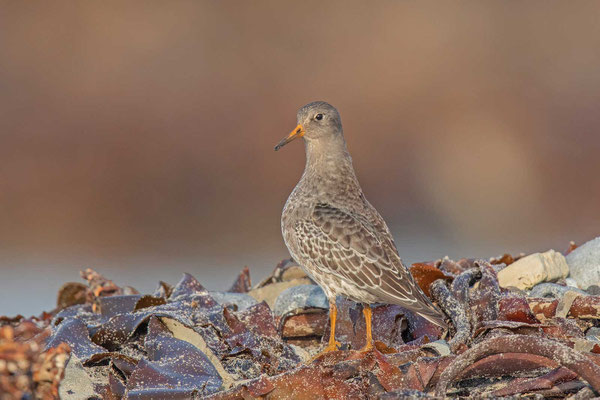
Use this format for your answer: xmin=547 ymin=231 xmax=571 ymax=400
xmin=529 ymin=283 xmax=589 ymax=299
xmin=496 ymin=250 xmax=569 ymax=290
xmin=273 ymin=285 xmax=329 ymax=349
xmin=567 ymin=237 xmax=600 ymax=290
xmin=247 ymin=279 xmax=313 ymax=308
xmin=587 ymin=285 xmax=600 ymax=295
xmin=586 ymin=327 xmax=600 ymax=344
xmin=209 ymin=292 xmax=258 ymax=311
xmin=273 ymin=285 xmax=328 ymax=316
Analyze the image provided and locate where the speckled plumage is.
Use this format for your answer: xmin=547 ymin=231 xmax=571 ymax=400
xmin=279 ymin=101 xmax=447 ymax=329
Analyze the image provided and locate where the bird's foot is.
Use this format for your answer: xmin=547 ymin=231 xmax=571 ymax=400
xmin=309 ymin=340 xmax=342 ymax=362
xmin=358 ymin=340 xmax=374 ymax=353
xmin=322 ymin=340 xmax=342 ymax=353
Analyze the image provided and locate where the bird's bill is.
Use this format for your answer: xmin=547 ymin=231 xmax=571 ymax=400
xmin=274 ymin=124 xmax=305 ymax=151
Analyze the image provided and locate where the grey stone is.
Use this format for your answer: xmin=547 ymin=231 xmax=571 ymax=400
xmin=529 ymin=282 xmax=589 ymax=299
xmin=209 ymin=291 xmax=258 ymax=311
xmin=273 ymin=284 xmax=328 ymax=316
xmin=587 ymin=285 xmax=600 ymax=295
xmin=247 ymin=278 xmax=312 ymax=308
xmin=586 ymin=327 xmax=600 ymax=344
xmin=567 ymin=236 xmax=600 ymax=289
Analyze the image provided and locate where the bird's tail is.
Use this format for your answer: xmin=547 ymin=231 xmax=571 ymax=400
xmin=377 ymin=287 xmax=449 ymax=329
xmin=415 ymin=305 xmax=448 ymax=329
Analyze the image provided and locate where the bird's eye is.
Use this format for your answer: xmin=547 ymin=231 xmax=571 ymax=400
xmin=315 ymin=113 xmax=324 ymax=120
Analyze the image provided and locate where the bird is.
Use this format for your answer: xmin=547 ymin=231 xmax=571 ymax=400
xmin=275 ymin=101 xmax=447 ymax=356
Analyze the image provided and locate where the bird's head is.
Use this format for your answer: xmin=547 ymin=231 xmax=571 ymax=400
xmin=274 ymin=101 xmax=343 ymax=151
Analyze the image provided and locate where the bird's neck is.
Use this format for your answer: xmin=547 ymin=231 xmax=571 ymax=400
xmin=300 ymin=135 xmax=362 ymax=199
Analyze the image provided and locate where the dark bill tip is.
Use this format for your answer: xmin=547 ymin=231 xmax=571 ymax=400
xmin=274 ymin=124 xmax=304 ymax=152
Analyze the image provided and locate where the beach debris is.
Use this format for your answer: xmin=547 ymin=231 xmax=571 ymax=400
xmin=429 ymin=279 xmax=470 ymax=352
xmin=248 ymin=259 xmax=313 ymax=308
xmin=273 ymin=284 xmax=328 ymax=316
xmin=530 ymin=282 xmax=589 ymax=299
xmin=228 ymin=266 xmax=252 ymax=293
xmin=496 ymin=249 xmax=569 ymax=290
xmin=4 ymin=242 xmax=600 ymax=398
xmin=567 ymin=236 xmax=600 ymax=289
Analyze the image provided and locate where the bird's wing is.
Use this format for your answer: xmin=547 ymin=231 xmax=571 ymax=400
xmin=294 ymin=203 xmax=447 ymax=327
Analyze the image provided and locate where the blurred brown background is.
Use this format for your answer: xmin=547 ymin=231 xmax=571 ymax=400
xmin=1 ymin=1 xmax=599 ymax=315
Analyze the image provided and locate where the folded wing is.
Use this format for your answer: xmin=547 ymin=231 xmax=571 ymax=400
xmin=294 ymin=203 xmax=447 ymax=328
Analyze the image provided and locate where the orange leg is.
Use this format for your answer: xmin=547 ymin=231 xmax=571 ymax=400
xmin=310 ymin=301 xmax=341 ymax=361
xmin=322 ymin=301 xmax=341 ymax=352
xmin=359 ymin=304 xmax=374 ymax=352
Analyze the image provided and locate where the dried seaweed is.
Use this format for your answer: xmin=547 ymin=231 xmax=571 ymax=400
xmin=5 ymin=245 xmax=600 ymax=399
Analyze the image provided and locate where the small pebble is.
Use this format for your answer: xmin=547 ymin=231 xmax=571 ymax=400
xmin=273 ymin=284 xmax=328 ymax=316
xmin=586 ymin=285 xmax=600 ymax=296
xmin=586 ymin=327 xmax=600 ymax=344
